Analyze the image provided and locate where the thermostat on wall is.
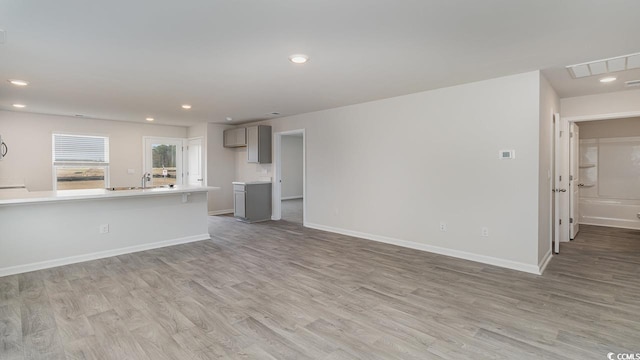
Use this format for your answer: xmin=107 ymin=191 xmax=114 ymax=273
xmin=499 ymin=150 xmax=515 ymax=159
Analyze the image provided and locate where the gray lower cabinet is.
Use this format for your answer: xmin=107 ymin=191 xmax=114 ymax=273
xmin=233 ymin=182 xmax=271 ymax=222
xmin=223 ymin=128 xmax=247 ymax=148
xmin=247 ymin=125 xmax=272 ymax=163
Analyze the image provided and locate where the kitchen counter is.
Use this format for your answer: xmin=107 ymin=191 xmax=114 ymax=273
xmin=232 ymin=181 xmax=272 ymax=185
xmin=0 ymin=185 xmax=218 ymax=276
xmin=0 ymin=185 xmax=218 ymax=206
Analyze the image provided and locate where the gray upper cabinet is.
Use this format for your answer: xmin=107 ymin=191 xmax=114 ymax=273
xmin=247 ymin=125 xmax=272 ymax=163
xmin=223 ymin=128 xmax=247 ymax=148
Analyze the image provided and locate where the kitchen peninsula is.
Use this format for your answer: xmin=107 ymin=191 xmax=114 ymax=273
xmin=0 ymin=185 xmax=216 ymax=276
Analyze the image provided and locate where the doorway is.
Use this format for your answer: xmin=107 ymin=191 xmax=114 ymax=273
xmin=273 ymin=129 xmax=306 ymax=225
xmin=552 ymin=112 xmax=640 ymax=254
xmin=143 ymin=137 xmax=184 ymax=186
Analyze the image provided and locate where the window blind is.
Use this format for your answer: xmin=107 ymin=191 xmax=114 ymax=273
xmin=53 ymin=134 xmax=109 ymax=165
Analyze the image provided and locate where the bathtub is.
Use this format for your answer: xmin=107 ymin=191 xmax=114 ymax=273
xmin=579 ymin=197 xmax=640 ymax=230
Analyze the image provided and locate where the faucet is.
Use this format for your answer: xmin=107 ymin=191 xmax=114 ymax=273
xmin=141 ymin=172 xmax=151 ymax=188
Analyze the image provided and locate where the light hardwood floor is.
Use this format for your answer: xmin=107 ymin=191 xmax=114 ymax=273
xmin=1 ymin=221 xmax=639 ymax=359
xmin=281 ymin=199 xmax=303 ymax=224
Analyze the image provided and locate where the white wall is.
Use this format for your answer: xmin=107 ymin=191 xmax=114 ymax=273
xmin=206 ymin=123 xmax=236 ymax=214
xmin=0 ymin=111 xmax=187 ymax=191
xmin=281 ymin=135 xmax=303 ymax=199
xmin=561 ymin=89 xmax=640 ymax=118
xmin=538 ymin=74 xmax=559 ymax=265
xmin=234 ymin=71 xmax=545 ymax=273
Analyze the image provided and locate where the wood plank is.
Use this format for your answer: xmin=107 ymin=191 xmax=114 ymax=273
xmin=0 ymin=221 xmax=638 ymax=359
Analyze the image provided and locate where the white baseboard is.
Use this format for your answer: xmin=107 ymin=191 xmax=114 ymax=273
xmin=281 ymin=196 xmax=303 ymax=200
xmin=0 ymin=233 xmax=211 ymax=277
xmin=538 ymin=249 xmax=553 ymax=274
xmin=305 ymin=222 xmax=543 ymax=275
xmin=208 ymin=209 xmax=234 ymax=216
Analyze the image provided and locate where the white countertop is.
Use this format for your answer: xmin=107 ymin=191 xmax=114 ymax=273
xmin=232 ymin=181 xmax=272 ymax=185
xmin=0 ymin=185 xmax=219 ymax=206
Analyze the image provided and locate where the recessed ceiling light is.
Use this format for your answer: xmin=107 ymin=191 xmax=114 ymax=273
xmin=600 ymin=77 xmax=617 ymax=83
xmin=8 ymin=79 xmax=28 ymax=86
xmin=146 ymin=117 xmax=154 ymax=121
xmin=12 ymin=103 xmax=26 ymax=108
xmin=225 ymin=117 xmax=233 ymax=121
xmin=181 ymin=104 xmax=192 ymax=109
xmin=289 ymin=54 xmax=309 ymax=64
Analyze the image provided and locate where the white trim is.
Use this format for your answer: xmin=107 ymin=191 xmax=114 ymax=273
xmin=0 ymin=233 xmax=211 ymax=277
xmin=563 ymin=111 xmax=640 ymax=123
xmin=208 ymin=209 xmax=234 ymax=216
xmin=281 ymin=195 xmax=303 ymax=200
xmin=538 ymin=249 xmax=553 ymax=274
xmin=305 ymin=222 xmax=543 ymax=275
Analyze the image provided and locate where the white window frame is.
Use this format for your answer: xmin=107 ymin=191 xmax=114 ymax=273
xmin=52 ymin=133 xmax=110 ymax=190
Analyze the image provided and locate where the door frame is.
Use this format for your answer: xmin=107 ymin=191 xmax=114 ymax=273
xmin=272 ymin=129 xmax=306 ymax=225
xmin=142 ymin=136 xmax=186 ymax=186
xmin=556 ymin=110 xmax=640 ymax=249
xmin=569 ymin=122 xmax=580 ymax=239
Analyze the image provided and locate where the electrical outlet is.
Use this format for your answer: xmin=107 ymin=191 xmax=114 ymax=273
xmin=99 ymin=224 xmax=109 ymax=234
xmin=439 ymin=222 xmax=447 ymax=232
xmin=481 ymin=227 xmax=489 ymax=237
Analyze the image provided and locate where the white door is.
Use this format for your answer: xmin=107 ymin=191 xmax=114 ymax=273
xmin=143 ymin=137 xmax=184 ymax=186
xmin=187 ymin=138 xmax=203 ymax=186
xmin=569 ymin=123 xmax=580 ymax=239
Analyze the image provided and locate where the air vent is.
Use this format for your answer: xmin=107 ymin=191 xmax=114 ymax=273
xmin=567 ymin=52 xmax=640 ymax=79
xmin=625 ymin=80 xmax=640 ymax=88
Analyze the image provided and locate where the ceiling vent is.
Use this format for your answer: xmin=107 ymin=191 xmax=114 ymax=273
xmin=625 ymin=80 xmax=640 ymax=88
xmin=567 ymin=52 xmax=640 ymax=79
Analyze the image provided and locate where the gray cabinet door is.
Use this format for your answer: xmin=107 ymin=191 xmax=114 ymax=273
xmin=223 ymin=129 xmax=235 ymax=147
xmin=247 ymin=125 xmax=272 ymax=163
xmin=247 ymin=126 xmax=259 ymax=162
xmin=234 ymin=190 xmax=246 ymax=218
xmin=235 ymin=128 xmax=246 ymax=146
xmin=223 ymin=128 xmax=246 ymax=148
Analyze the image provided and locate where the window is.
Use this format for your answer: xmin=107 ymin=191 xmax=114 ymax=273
xmin=52 ymin=133 xmax=109 ymax=190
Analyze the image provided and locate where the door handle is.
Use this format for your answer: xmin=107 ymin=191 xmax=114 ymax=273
xmin=197 ymin=178 xmax=203 ymax=181
xmin=578 ymin=183 xmax=584 ymax=187
xmin=559 ymin=189 xmax=567 ymax=192
xmin=552 ymin=189 xmax=568 ymax=192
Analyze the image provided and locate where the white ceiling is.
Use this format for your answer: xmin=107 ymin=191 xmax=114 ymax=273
xmin=1 ymin=1 xmax=640 ymax=126
xmin=543 ymin=64 xmax=640 ymax=98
